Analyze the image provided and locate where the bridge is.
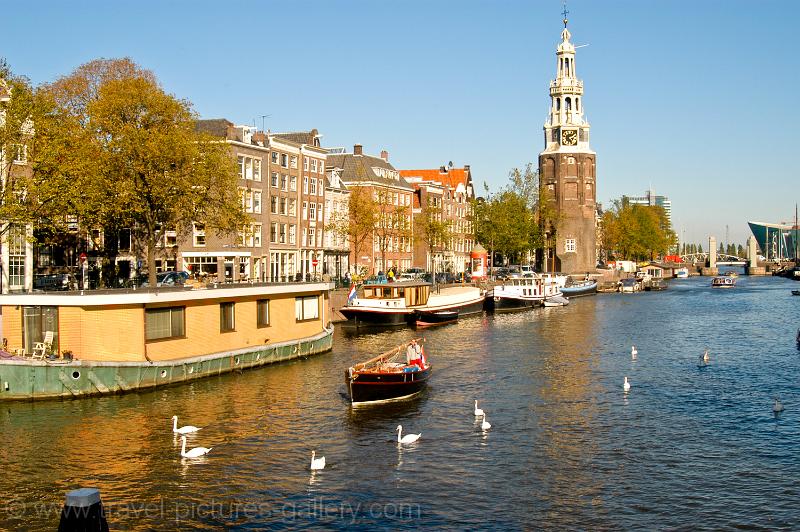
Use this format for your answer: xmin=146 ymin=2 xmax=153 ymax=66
xmin=680 ymin=253 xmax=747 ymax=266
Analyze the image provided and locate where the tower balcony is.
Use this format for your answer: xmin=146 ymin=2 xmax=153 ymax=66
xmin=550 ymin=79 xmax=583 ymax=96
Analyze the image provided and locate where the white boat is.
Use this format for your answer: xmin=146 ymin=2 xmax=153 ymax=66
xmin=619 ymin=278 xmax=640 ymax=293
xmin=341 ymin=281 xmax=485 ymax=327
xmin=486 ymin=275 xmax=562 ymax=312
xmin=711 ymin=276 xmax=736 ymax=288
xmin=543 ymin=295 xmax=570 ymax=307
xmin=675 ymin=267 xmax=689 ymax=279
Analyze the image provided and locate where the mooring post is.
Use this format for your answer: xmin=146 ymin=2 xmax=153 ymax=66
xmin=57 ymin=487 xmax=109 ymax=532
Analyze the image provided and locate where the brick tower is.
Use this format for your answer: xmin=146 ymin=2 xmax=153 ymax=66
xmin=538 ymin=13 xmax=596 ymax=273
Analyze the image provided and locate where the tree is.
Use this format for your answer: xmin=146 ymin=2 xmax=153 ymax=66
xmin=43 ymin=58 xmax=246 ymax=286
xmin=416 ymin=198 xmax=453 ymax=273
xmin=329 ymin=185 xmax=377 ymax=275
xmin=372 ymin=188 xmax=411 ymax=274
xmin=600 ymin=198 xmax=676 ymax=261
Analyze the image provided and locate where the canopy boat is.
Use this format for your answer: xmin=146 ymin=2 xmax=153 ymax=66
xmin=485 ymin=275 xmax=561 ymax=312
xmin=340 ymin=281 xmax=484 ymax=328
xmin=345 ymin=338 xmax=431 ymax=405
xmin=711 ymin=276 xmax=736 ymax=288
xmin=560 ymin=279 xmax=598 ymax=297
xmin=414 ymin=310 xmax=458 ymax=327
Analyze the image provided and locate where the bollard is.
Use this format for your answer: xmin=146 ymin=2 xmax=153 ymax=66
xmin=57 ymin=488 xmax=109 ymax=532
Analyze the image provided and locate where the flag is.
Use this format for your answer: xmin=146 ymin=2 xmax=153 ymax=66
xmin=347 ymin=284 xmax=357 ymax=304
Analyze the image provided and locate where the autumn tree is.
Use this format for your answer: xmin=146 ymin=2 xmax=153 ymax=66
xmin=416 ymin=197 xmax=453 ymax=273
xmin=44 ymin=58 xmax=245 ymax=286
xmin=328 ymin=185 xmax=378 ymax=275
xmin=601 ymin=198 xmax=677 ymax=261
xmin=373 ymin=188 xmax=412 ymax=274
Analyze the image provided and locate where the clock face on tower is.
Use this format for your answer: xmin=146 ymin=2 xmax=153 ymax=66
xmin=561 ymin=129 xmax=578 ymax=146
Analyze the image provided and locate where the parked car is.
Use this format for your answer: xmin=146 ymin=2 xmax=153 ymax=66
xmin=33 ymin=273 xmax=74 ymax=291
xmin=140 ymin=271 xmax=189 ymax=287
xmin=403 ymin=267 xmax=426 ymax=279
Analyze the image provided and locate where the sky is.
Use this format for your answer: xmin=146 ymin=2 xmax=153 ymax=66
xmin=2 ymin=0 xmax=798 ymax=246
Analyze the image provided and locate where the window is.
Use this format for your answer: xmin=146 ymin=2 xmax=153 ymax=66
xmin=302 ymin=227 xmax=307 ymax=246
xmin=280 ymin=224 xmax=286 ymax=244
xmin=302 ymin=201 xmax=308 ymax=220
xmin=271 ymin=152 xmax=278 ymax=164
xmin=280 ymin=154 xmax=288 ymax=168
xmin=303 ymin=177 xmax=308 ymax=194
xmin=253 ymin=159 xmax=261 ymax=181
xmin=220 ymin=302 xmax=235 ymax=332
xmin=146 ymin=307 xmax=185 ymax=340
xmin=237 ymin=156 xmax=245 ymax=179
xmin=290 ymin=155 xmax=298 ymax=169
xmin=295 ymin=296 xmax=319 ymax=321
xmin=288 ymin=198 xmax=297 ymax=216
xmin=319 ymin=161 xmax=324 ymax=174
xmin=280 ymin=197 xmax=287 ymax=215
xmin=193 ymin=223 xmax=206 ymax=247
xmin=253 ymin=190 xmax=262 ymax=213
xmin=271 ymin=172 xmax=279 ymax=188
xmin=318 ymin=203 xmax=323 ymax=221
xmin=289 ymin=224 xmax=296 ymax=244
xmin=565 ymin=238 xmax=577 ymax=253
xmin=270 ymin=223 xmax=278 ymax=243
xmin=281 ymin=175 xmax=288 ymax=191
xmin=12 ymin=144 xmax=28 ymax=164
xmin=311 ymin=159 xmax=318 ymax=173
xmin=310 ymin=178 xmax=317 ymax=195
xmin=304 ymin=158 xmax=309 ymax=171
xmin=257 ymin=300 xmax=270 ymax=327
xmin=290 ymin=176 xmax=297 ymax=191
xmin=309 ymin=203 xmax=316 ymax=221
xmin=270 ymin=196 xmax=278 ymax=214
xmin=254 ymin=224 xmax=262 ymax=247
xmin=309 ymin=228 xmax=316 ymax=246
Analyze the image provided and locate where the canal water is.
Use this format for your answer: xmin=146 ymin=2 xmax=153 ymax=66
xmin=1 ymin=273 xmax=799 ymax=530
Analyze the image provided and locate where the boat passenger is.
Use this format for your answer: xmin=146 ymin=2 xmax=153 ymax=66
xmin=416 ymin=343 xmax=426 ymax=368
xmin=406 ymin=340 xmax=419 ymax=366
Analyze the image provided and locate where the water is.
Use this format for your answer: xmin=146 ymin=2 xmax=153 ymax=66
xmin=1 ymin=274 xmax=799 ymax=530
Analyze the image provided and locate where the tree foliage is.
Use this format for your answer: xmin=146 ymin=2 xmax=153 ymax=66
xmin=373 ymin=188 xmax=411 ymax=273
xmin=601 ymin=198 xmax=677 ymax=261
xmin=416 ymin=198 xmax=453 ymax=271
xmin=329 ymin=185 xmax=377 ymax=274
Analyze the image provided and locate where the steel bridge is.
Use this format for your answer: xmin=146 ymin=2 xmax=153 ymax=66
xmin=680 ymin=253 xmax=746 ymax=266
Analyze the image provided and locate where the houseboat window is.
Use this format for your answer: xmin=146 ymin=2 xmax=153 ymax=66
xmin=257 ymin=299 xmax=270 ymax=328
xmin=295 ymin=295 xmax=319 ymax=321
xmin=22 ymin=306 xmax=59 ymax=355
xmin=145 ymin=307 xmax=185 ymax=341
xmin=220 ymin=302 xmax=235 ymax=332
xmin=382 ymin=287 xmax=393 ymax=298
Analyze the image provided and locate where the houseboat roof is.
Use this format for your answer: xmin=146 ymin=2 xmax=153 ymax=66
xmin=0 ymin=282 xmax=333 ymax=307
xmin=362 ymin=281 xmax=431 ymax=289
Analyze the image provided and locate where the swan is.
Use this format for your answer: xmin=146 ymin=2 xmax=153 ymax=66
xmin=180 ymin=435 xmax=211 ymax=458
xmin=480 ymin=413 xmax=491 ymax=431
xmin=631 ymin=345 xmax=638 ymax=359
xmin=474 ymin=400 xmax=484 ymax=417
xmin=773 ymin=398 xmax=785 ymax=414
xmin=703 ymin=349 xmax=709 ymax=363
xmin=623 ymin=376 xmax=631 ymax=393
xmin=172 ymin=415 xmax=201 ymax=434
xmin=310 ymin=451 xmax=326 ymax=470
xmin=396 ymin=425 xmax=421 ymax=444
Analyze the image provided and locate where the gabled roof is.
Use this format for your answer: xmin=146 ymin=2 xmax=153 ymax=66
xmin=326 ymin=152 xmax=414 ymax=191
xmin=195 ymin=118 xmax=233 ymax=138
xmin=399 ymin=167 xmax=471 ymax=192
xmin=273 ymin=129 xmax=321 ymax=147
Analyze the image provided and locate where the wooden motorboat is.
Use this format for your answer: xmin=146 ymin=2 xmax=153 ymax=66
xmin=415 ymin=310 xmax=458 ymax=327
xmin=485 ymin=275 xmax=561 ymax=312
xmin=346 ymin=338 xmax=431 ymax=405
xmin=711 ymin=276 xmax=736 ymax=288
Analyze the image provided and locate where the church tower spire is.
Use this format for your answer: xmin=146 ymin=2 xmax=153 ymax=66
xmin=538 ymin=9 xmax=597 ymax=274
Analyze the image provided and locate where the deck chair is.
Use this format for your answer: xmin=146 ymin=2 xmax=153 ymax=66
xmin=32 ymin=331 xmax=54 ymax=359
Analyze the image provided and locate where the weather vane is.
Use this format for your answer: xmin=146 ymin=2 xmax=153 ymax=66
xmin=561 ymin=1 xmax=569 ymax=28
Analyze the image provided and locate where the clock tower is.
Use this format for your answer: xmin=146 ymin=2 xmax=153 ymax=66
xmin=538 ymin=13 xmax=596 ymax=273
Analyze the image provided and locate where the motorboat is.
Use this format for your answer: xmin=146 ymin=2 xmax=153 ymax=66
xmin=560 ymin=279 xmax=597 ymax=297
xmin=675 ymin=267 xmax=689 ymax=279
xmin=711 ymin=276 xmax=736 ymax=288
xmin=543 ymin=295 xmax=570 ymax=307
xmin=619 ymin=278 xmax=640 ymax=293
xmin=346 ymin=338 xmax=431 ymax=405
xmin=340 ymin=281 xmax=485 ymax=328
xmin=485 ymin=275 xmax=561 ymax=312
xmin=644 ymin=278 xmax=667 ymax=291
xmin=791 ymin=290 xmax=800 ymax=296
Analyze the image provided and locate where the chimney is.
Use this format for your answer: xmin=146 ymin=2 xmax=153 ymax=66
xmin=380 ymin=150 xmax=389 ymax=162
xmin=252 ymin=132 xmax=267 ymax=146
xmin=464 ymin=164 xmax=470 ymax=172
xmin=353 ymin=144 xmax=363 ymax=156
xmin=439 ymin=166 xmax=447 ymax=173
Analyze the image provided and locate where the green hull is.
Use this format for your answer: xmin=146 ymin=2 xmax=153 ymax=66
xmin=0 ymin=328 xmax=333 ymax=401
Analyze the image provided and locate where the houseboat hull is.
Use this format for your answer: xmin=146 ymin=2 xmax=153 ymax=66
xmin=339 ymin=307 xmax=414 ymax=327
xmin=487 ymin=295 xmax=539 ymax=312
xmin=560 ymin=281 xmax=598 ymax=297
xmin=346 ymin=365 xmax=431 ymax=405
xmin=414 ymin=310 xmax=458 ymax=327
xmin=0 ymin=328 xmax=333 ymax=401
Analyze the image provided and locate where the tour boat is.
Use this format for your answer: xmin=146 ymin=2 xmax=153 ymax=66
xmin=711 ymin=276 xmax=736 ymax=288
xmin=485 ymin=275 xmax=562 ymax=312
xmin=346 ymin=338 xmax=431 ymax=405
xmin=0 ymin=282 xmax=334 ymax=401
xmin=560 ymin=279 xmax=598 ymax=297
xmin=340 ymin=281 xmax=485 ymax=328
xmin=675 ymin=267 xmax=689 ymax=279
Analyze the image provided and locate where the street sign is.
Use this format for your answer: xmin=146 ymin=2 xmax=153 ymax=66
xmin=79 ymin=252 xmax=87 ymax=263
xmin=312 ymin=259 xmax=319 ymax=267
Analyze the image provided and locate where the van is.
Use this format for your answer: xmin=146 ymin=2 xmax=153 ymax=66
xmin=520 ymin=265 xmax=536 ymax=277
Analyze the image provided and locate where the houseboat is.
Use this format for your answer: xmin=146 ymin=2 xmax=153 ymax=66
xmin=485 ymin=275 xmax=562 ymax=312
xmin=340 ymin=281 xmax=485 ymax=327
xmin=0 ymin=282 xmax=334 ymax=401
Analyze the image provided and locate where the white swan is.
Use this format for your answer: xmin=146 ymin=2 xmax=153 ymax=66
xmin=623 ymin=376 xmax=631 ymax=393
xmin=396 ymin=425 xmax=421 ymax=444
xmin=631 ymin=345 xmax=638 ymax=359
xmin=180 ymin=435 xmax=211 ymax=458
xmin=310 ymin=451 xmax=326 ymax=470
xmin=474 ymin=400 xmax=484 ymax=417
xmin=480 ymin=413 xmax=491 ymax=431
xmin=703 ymin=349 xmax=709 ymax=363
xmin=172 ymin=415 xmax=201 ymax=434
xmin=773 ymin=398 xmax=785 ymax=413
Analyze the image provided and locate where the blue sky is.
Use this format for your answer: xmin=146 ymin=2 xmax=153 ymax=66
xmin=3 ymin=0 xmax=798 ymax=245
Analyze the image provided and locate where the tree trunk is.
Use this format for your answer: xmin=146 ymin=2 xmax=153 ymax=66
xmin=147 ymin=236 xmax=158 ymax=287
